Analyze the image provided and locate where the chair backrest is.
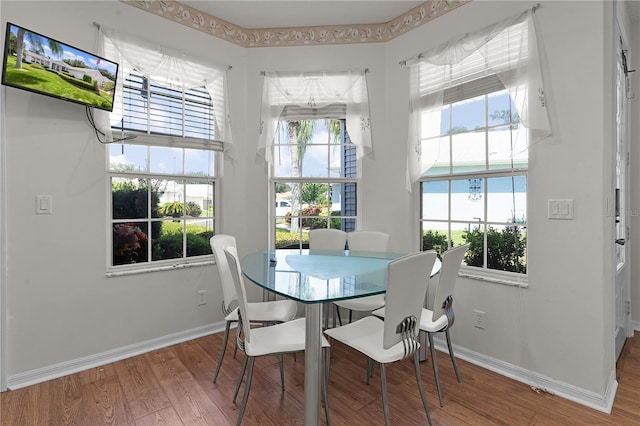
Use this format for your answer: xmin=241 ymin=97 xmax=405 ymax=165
xmin=224 ymin=246 xmax=253 ymax=345
xmin=432 ymin=243 xmax=470 ymax=321
xmin=347 ymin=231 xmax=390 ymax=252
xmin=382 ymin=250 xmax=437 ymax=350
xmin=210 ymin=234 xmax=238 ymax=313
xmin=308 ymin=229 xmax=347 ymax=250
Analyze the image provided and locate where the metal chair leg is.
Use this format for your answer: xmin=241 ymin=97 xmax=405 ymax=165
xmin=233 ymin=354 xmax=248 ymax=403
xmin=213 ymin=321 xmax=231 ymax=383
xmin=445 ymin=329 xmax=463 ymax=383
xmin=336 ymin=305 xmax=343 ymax=326
xmin=348 ymin=309 xmax=353 ymax=324
xmin=413 ymin=351 xmax=433 ymax=426
xmin=278 ymin=354 xmax=285 ymax=391
xmin=380 ymin=363 xmax=390 ymax=426
xmin=322 ymin=347 xmax=331 ymax=425
xmin=236 ymin=357 xmax=256 ymax=426
xmin=427 ymin=332 xmax=444 ymax=407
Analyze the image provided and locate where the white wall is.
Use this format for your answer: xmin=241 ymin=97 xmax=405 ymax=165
xmin=0 ymin=0 xmax=635 ymax=411
xmin=0 ymin=0 xmax=247 ymax=378
xmin=385 ymin=0 xmax=615 ymax=400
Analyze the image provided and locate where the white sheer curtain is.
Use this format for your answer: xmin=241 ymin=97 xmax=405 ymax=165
xmin=406 ymin=9 xmax=551 ymax=188
xmin=94 ymin=25 xmax=233 ymax=151
xmin=257 ymin=71 xmax=372 ymax=164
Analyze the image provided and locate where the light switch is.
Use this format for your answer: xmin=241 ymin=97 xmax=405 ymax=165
xmin=548 ymin=199 xmax=573 ymax=220
xmin=36 ymin=195 xmax=52 ymax=214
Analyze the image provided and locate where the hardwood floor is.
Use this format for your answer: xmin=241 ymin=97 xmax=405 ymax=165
xmin=2 ymin=330 xmax=639 ymax=425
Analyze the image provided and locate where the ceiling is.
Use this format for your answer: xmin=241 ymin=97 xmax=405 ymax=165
xmin=180 ymin=1 xmax=426 ymax=29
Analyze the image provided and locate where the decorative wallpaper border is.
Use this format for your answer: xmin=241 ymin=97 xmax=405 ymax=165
xmin=121 ymin=0 xmax=470 ymax=48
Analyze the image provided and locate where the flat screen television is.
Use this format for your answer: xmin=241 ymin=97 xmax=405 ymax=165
xmin=1 ymin=22 xmax=118 ymax=112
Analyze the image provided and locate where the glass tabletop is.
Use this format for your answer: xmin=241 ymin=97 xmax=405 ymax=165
xmin=240 ymin=248 xmax=406 ymax=304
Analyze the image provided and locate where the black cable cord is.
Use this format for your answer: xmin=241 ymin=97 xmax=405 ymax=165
xmin=85 ymin=106 xmax=136 ymax=144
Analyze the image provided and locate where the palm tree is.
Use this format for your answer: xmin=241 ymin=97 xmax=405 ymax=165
xmin=288 ymin=120 xmax=314 ymax=233
xmin=13 ymin=29 xmax=63 ymax=70
xmin=327 ymin=119 xmax=343 ymax=214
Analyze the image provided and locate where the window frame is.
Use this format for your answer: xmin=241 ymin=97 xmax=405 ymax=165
xmin=107 ymin=152 xmax=219 ymax=276
xmin=419 ymin=85 xmax=529 ymax=287
xmin=106 ymin=71 xmax=222 ymax=276
xmin=270 ymin=118 xmax=360 ymax=250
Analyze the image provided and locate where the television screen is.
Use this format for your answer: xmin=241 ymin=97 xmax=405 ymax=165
xmin=1 ymin=22 xmax=118 ymax=112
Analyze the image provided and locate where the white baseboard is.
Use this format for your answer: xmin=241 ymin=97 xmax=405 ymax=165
xmin=432 ymin=337 xmax=617 ymax=414
xmin=7 ymin=321 xmax=227 ymax=390
xmin=5 ymin=323 xmax=625 ymax=413
xmin=632 ymin=319 xmax=640 ymax=332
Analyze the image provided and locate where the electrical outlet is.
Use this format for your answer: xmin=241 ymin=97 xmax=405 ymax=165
xmin=474 ymin=310 xmax=486 ymax=329
xmin=197 ymin=290 xmax=207 ymax=306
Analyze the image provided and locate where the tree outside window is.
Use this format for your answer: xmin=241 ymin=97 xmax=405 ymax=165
xmin=273 ymin=119 xmax=357 ymax=249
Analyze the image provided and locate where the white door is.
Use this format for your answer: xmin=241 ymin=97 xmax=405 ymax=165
xmin=613 ymin=23 xmax=632 ymax=361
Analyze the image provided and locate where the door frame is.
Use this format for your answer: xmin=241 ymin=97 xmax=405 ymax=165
xmin=0 ymin=85 xmax=6 ymax=392
xmin=613 ymin=9 xmax=633 ymax=362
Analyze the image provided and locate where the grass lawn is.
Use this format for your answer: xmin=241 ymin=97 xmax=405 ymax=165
xmin=4 ymin=56 xmax=113 ymax=109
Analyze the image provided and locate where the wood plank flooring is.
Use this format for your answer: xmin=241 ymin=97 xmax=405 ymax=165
xmin=2 ymin=330 xmax=639 ymax=425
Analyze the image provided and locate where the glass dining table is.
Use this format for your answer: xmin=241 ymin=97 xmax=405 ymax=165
xmin=240 ymin=248 xmax=441 ymax=425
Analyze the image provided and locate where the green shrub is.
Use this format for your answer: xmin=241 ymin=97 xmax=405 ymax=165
xmin=161 ymin=201 xmax=183 ymax=218
xmin=187 ymin=230 xmax=213 ymax=256
xmin=186 ymin=201 xmax=202 ymax=217
xmin=463 ymin=226 xmax=526 ymax=273
xmin=153 ymin=231 xmax=183 ymax=260
xmin=103 ymin=81 xmax=115 ymax=92
xmin=275 ymin=228 xmax=309 ymax=248
xmin=422 ymin=230 xmax=450 ymax=259
xmin=112 ymin=183 xmax=162 ymax=264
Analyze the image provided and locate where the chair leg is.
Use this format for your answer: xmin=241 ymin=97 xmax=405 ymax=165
xmin=213 ymin=321 xmax=232 ymax=383
xmin=278 ymin=354 xmax=285 ymax=391
xmin=380 ymin=363 xmax=390 ymax=426
xmin=233 ymin=354 xmax=248 ymax=403
xmin=413 ymin=351 xmax=433 ymax=426
xmin=445 ymin=329 xmax=463 ymax=383
xmin=427 ymin=333 xmax=444 ymax=407
xmin=232 ymin=323 xmax=241 ymax=360
xmin=236 ymin=357 xmax=256 ymax=426
xmin=366 ymin=358 xmax=374 ymax=385
xmin=322 ymin=347 xmax=331 ymax=425
xmin=348 ymin=309 xmax=352 ymax=324
xmin=336 ymin=305 xmax=343 ymax=326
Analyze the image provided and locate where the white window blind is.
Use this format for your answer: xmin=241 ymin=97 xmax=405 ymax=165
xmin=406 ymin=9 xmax=551 ymax=188
xmin=113 ymin=71 xmax=224 ymax=151
xmin=97 ymin=25 xmax=232 ymax=152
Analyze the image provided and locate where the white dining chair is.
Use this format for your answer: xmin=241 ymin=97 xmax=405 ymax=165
xmin=332 ymin=231 xmax=390 ymax=325
xmin=324 ymin=250 xmax=438 ymax=426
xmin=224 ymin=246 xmax=331 ymax=426
xmin=209 ymin=235 xmax=297 ymax=384
xmin=373 ymin=243 xmax=469 ymax=407
xmin=308 ymin=228 xmax=347 ymax=251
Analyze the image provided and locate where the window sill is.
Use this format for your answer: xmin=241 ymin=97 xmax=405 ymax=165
xmin=106 ymin=257 xmax=215 ymax=278
xmin=458 ymin=266 xmax=528 ymax=288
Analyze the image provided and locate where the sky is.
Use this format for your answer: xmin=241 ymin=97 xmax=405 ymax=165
xmin=9 ymin=23 xmax=118 ymax=76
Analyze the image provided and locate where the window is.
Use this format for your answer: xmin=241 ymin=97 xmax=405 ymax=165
xmin=100 ymin=26 xmax=231 ymax=272
xmin=420 ymin=87 xmax=527 ymax=275
xmin=273 ymin=119 xmax=357 ymax=249
xmin=258 ymin=70 xmax=371 ymax=249
xmin=108 ymin=70 xmax=218 ymax=269
xmin=409 ymin=10 xmax=549 ymax=279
